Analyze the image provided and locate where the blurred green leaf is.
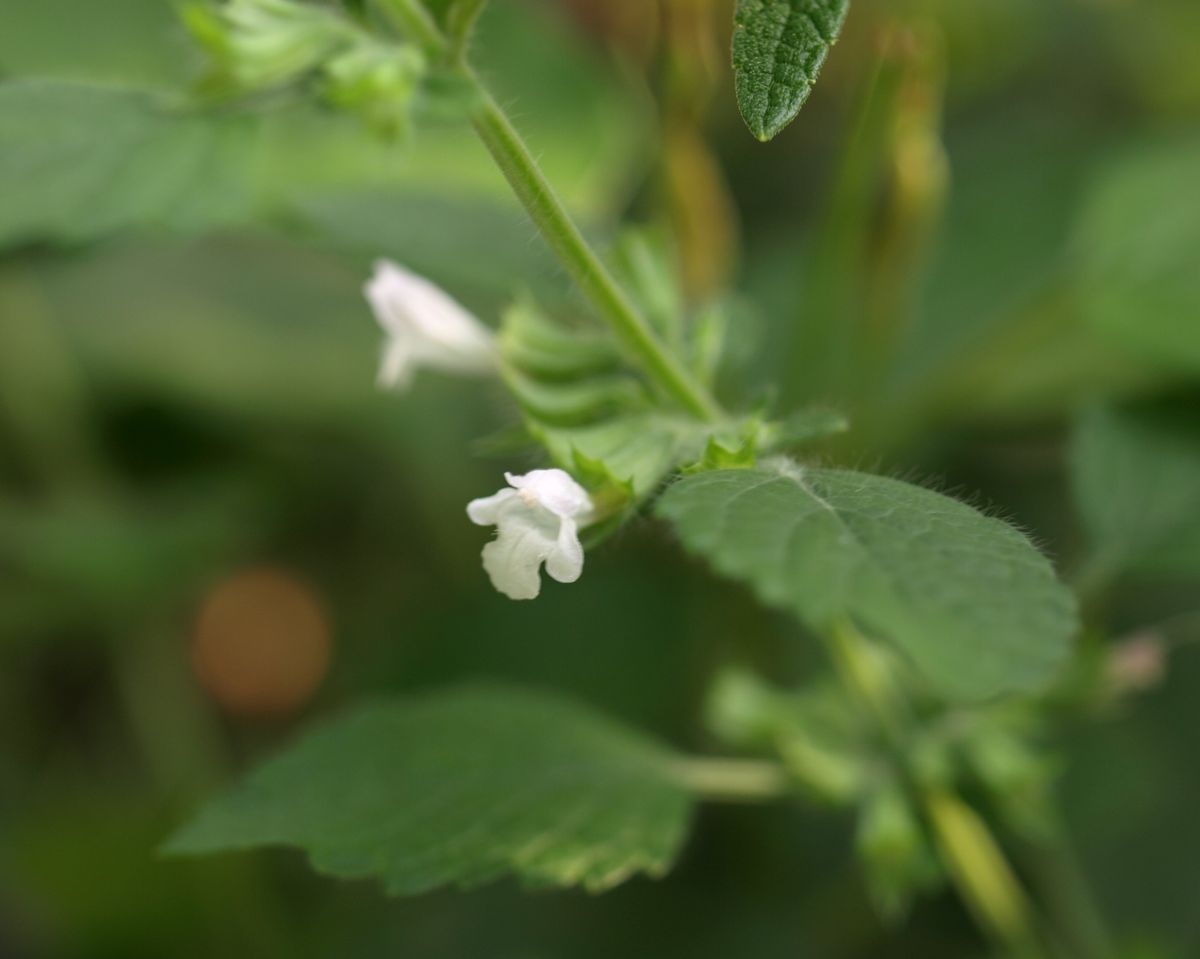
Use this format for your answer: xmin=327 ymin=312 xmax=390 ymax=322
xmin=656 ymin=463 xmax=1077 ymax=700
xmin=610 ymin=228 xmax=685 ymax=349
xmin=766 ymin=407 xmax=850 ymax=448
xmin=732 ymin=0 xmax=851 ymax=141
xmin=167 ymin=685 xmax=694 ymax=893
xmin=0 ymin=2 xmax=645 ymax=250
xmin=0 ymin=0 xmax=194 ymax=90
xmin=1074 ymin=137 xmax=1200 ymax=375
xmin=893 ymin=115 xmax=1119 ymax=410
xmin=0 ymin=80 xmax=256 ymax=246
xmin=1071 ymin=406 xmax=1200 ymax=579
xmin=29 ymin=237 xmax=379 ymax=421
xmin=0 ymin=487 xmax=261 ymax=622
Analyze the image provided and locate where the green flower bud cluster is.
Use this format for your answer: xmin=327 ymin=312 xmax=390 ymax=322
xmin=706 ymin=663 xmax=1057 ymax=919
xmin=323 ymin=40 xmax=426 ymax=139
xmin=855 ymin=782 xmax=940 ymax=919
xmin=185 ymin=0 xmax=426 ymax=139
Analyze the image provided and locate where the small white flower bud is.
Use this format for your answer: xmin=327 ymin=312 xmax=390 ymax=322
xmin=364 ymin=260 xmax=496 ymax=390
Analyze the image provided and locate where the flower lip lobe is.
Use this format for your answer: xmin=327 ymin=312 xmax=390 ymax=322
xmin=364 ymin=259 xmax=496 ymax=390
xmin=467 ymin=470 xmax=593 ymax=600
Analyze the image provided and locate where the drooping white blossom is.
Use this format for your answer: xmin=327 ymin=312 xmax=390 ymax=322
xmin=467 ymin=469 xmax=594 ymax=601
xmin=364 ymin=259 xmax=496 ymax=389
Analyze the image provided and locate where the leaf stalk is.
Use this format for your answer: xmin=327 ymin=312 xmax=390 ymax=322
xmin=672 ymin=757 xmax=792 ymax=802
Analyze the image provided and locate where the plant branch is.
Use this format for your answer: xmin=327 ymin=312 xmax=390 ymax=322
xmin=372 ymin=2 xmax=721 ymax=420
xmin=924 ymin=787 xmax=1047 ymax=958
xmin=376 ymin=0 xmax=447 ymax=57
xmin=465 ymin=79 xmax=721 ymax=420
xmin=822 ymin=620 xmax=1051 ymax=959
xmin=671 ymin=757 xmax=792 ymax=802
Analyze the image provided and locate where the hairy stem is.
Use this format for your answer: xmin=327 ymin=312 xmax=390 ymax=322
xmin=375 ymin=2 xmax=720 ymax=419
xmin=466 ymin=81 xmax=721 ymax=420
xmin=376 ymin=0 xmax=447 ymax=56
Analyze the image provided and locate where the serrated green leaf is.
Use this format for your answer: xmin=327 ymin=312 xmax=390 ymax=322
xmin=0 ymin=0 xmax=192 ymax=91
xmin=656 ymin=463 xmax=1077 ymax=700
xmin=610 ymin=228 xmax=685 ymax=348
xmin=732 ymin=0 xmax=851 ymax=141
xmin=166 ymin=685 xmax=694 ymax=894
xmin=499 ymin=300 xmax=649 ymax=432
xmin=503 ymin=366 xmax=647 ymax=427
xmin=1071 ymin=406 xmax=1200 ymax=579
xmin=1075 ymin=136 xmax=1200 ymax=374
xmin=498 ymin=298 xmax=710 ymax=502
xmin=498 ymin=300 xmax=621 ymax=379
xmin=532 ymin=414 xmax=708 ymax=500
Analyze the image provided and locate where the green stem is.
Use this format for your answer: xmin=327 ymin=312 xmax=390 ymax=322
xmin=925 ymin=788 xmax=1047 ymax=959
xmin=825 ymin=618 xmax=909 ymax=745
xmin=672 ymin=757 xmax=791 ymax=802
xmin=466 ymin=79 xmax=721 ymax=420
xmin=377 ymin=0 xmax=447 ymax=56
xmin=376 ymin=2 xmax=720 ymax=420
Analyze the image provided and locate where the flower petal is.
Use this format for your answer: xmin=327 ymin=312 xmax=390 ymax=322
xmin=504 ymin=469 xmax=592 ymax=520
xmin=366 ymin=260 xmax=494 ymax=365
xmin=466 ymin=488 xmax=519 ymax=526
xmin=544 ymin=517 xmax=584 ymax=584
xmin=364 ymin=260 xmax=496 ymax=391
xmin=377 ymin=339 xmax=416 ymax=390
xmin=480 ymin=520 xmax=555 ymax=601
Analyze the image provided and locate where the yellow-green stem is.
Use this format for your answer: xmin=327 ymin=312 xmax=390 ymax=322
xmin=925 ymin=788 xmax=1045 ymax=958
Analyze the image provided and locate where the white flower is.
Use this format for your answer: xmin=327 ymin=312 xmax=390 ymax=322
xmin=467 ymin=469 xmax=594 ymax=601
xmin=364 ymin=259 xmax=495 ymax=390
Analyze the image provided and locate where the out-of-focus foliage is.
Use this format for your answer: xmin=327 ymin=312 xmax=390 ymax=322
xmin=1072 ymin=406 xmax=1200 ymax=580
xmin=2 ymin=0 xmax=1199 ymax=957
xmin=1074 ymin=136 xmax=1200 ymax=376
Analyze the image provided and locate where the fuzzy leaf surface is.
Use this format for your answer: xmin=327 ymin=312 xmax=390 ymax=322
xmin=732 ymin=0 xmax=851 ymax=141
xmin=657 ymin=464 xmax=1076 ymax=700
